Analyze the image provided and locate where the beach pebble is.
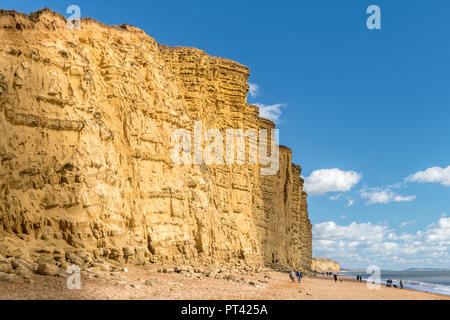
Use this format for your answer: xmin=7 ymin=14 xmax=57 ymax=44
xmin=145 ymin=279 xmax=156 ymax=286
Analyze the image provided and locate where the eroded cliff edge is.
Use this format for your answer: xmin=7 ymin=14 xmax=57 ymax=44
xmin=0 ymin=9 xmax=312 ymax=271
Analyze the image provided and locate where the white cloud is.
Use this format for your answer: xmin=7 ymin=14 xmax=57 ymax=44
xmin=248 ymin=82 xmax=259 ymax=98
xmin=255 ymin=103 xmax=285 ymax=124
xmin=329 ymin=194 xmax=342 ymax=200
xmin=360 ymin=186 xmax=415 ymax=205
xmin=400 ymin=219 xmax=417 ymax=227
xmin=303 ymin=168 xmax=362 ymax=195
xmin=346 ymin=199 xmax=354 ymax=207
xmin=314 ymin=221 xmax=387 ymax=242
xmin=406 ymin=166 xmax=450 ymax=186
xmin=425 ymin=217 xmax=450 ymax=242
xmin=313 ymin=217 xmax=450 ymax=269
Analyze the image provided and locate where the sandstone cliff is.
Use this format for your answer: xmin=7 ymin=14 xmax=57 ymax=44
xmin=0 ymin=9 xmax=312 ymax=271
xmin=311 ymin=258 xmax=340 ymax=272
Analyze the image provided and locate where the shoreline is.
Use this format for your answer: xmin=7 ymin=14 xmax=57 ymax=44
xmin=1 ymin=266 xmax=449 ymax=300
xmin=334 ymin=274 xmax=450 ymax=299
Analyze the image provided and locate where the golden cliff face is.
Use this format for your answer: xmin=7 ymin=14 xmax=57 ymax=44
xmin=0 ymin=9 xmax=312 ymax=270
xmin=311 ymin=258 xmax=340 ymax=272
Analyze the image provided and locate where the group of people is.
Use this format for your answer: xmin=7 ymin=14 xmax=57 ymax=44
xmin=386 ymin=278 xmax=404 ymax=289
xmin=289 ymin=270 xmax=303 ymax=283
xmin=319 ymin=271 xmax=340 ymax=282
xmin=356 ymin=275 xmax=364 ymax=282
xmin=322 ymin=272 xmax=339 ymax=282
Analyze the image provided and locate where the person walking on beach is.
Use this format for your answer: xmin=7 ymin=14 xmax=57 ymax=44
xmin=400 ymin=279 xmax=404 ymax=289
xmin=333 ymin=273 xmax=338 ymax=282
xmin=289 ymin=270 xmax=295 ymax=283
xmin=296 ymin=271 xmax=302 ymax=283
xmin=386 ymin=278 xmax=393 ymax=287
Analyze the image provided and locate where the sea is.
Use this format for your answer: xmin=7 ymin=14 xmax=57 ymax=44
xmin=339 ymin=270 xmax=450 ymax=296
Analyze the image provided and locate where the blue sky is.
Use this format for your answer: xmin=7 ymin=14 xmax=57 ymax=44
xmin=3 ymin=0 xmax=449 ymax=270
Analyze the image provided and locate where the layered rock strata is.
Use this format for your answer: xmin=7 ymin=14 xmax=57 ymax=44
xmin=0 ymin=9 xmax=312 ymax=271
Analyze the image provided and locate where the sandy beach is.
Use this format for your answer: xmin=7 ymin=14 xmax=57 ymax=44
xmin=0 ymin=266 xmax=448 ymax=300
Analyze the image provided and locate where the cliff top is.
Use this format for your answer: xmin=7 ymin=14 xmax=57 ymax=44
xmin=0 ymin=8 xmax=249 ymax=72
xmin=313 ymin=257 xmax=338 ymax=262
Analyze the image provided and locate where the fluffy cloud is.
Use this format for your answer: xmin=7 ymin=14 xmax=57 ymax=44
xmin=303 ymin=169 xmax=362 ymax=195
xmin=425 ymin=217 xmax=450 ymax=242
xmin=406 ymin=166 xmax=450 ymax=186
xmin=314 ymin=221 xmax=387 ymax=242
xmin=360 ymin=187 xmax=416 ymax=205
xmin=248 ymin=82 xmax=259 ymax=98
xmin=313 ymin=217 xmax=450 ymax=269
xmin=255 ymin=103 xmax=285 ymax=124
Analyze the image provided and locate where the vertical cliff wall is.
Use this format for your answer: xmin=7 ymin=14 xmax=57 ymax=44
xmin=0 ymin=9 xmax=312 ymax=270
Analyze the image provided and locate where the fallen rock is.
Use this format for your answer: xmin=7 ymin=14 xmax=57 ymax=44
xmin=11 ymin=258 xmax=31 ymax=270
xmin=0 ymin=264 xmax=13 ymax=274
xmin=92 ymin=262 xmax=110 ymax=272
xmin=66 ymin=253 xmax=84 ymax=266
xmin=14 ymin=265 xmax=33 ymax=276
xmin=0 ymin=272 xmax=16 ymax=282
xmin=36 ymin=263 xmax=59 ymax=276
